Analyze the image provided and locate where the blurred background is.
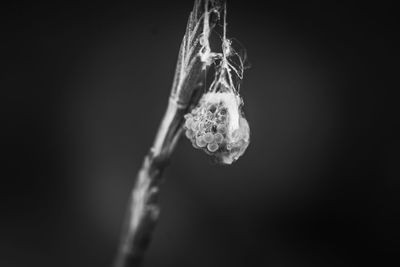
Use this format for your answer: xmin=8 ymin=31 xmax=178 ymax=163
xmin=2 ymin=1 xmax=398 ymax=266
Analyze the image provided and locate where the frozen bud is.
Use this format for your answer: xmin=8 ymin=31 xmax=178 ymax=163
xmin=183 ymin=91 xmax=250 ymax=164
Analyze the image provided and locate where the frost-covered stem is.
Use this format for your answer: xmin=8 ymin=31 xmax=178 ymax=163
xmin=113 ymin=1 xmax=224 ymax=267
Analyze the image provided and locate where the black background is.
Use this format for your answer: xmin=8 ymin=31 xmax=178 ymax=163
xmin=2 ymin=1 xmax=398 ymax=266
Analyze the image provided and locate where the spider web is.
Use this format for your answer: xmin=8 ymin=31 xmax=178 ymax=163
xmin=170 ymin=0 xmax=248 ymax=107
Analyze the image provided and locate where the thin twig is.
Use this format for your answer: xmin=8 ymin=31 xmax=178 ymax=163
xmin=112 ymin=1 xmax=224 ymax=266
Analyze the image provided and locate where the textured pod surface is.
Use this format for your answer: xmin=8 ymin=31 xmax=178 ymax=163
xmin=184 ymin=91 xmax=250 ymax=164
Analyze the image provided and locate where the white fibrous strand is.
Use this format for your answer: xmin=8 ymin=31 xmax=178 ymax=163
xmin=183 ymin=1 xmax=250 ymax=164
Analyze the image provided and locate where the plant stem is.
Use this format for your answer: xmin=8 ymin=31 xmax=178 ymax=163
xmin=113 ymin=99 xmax=186 ymax=267
xmin=112 ymin=1 xmax=224 ymax=266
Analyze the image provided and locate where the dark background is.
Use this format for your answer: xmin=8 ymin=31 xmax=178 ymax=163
xmin=2 ymin=1 xmax=398 ymax=266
